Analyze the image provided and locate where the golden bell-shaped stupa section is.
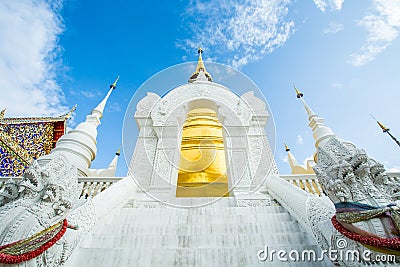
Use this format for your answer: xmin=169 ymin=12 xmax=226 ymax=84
xmin=176 ymin=108 xmax=229 ymax=197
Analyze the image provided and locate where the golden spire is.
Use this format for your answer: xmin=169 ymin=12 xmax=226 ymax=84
xmin=284 ymin=142 xmax=290 ymax=152
xmin=188 ymin=47 xmax=212 ymax=83
xmin=370 ymin=114 xmax=388 ymax=132
xmin=371 ymin=115 xmax=400 ymax=147
xmin=116 ymin=147 xmax=121 ymax=156
xmin=377 ymin=119 xmax=388 ymax=132
xmin=110 ymin=75 xmax=120 ymax=90
xmin=196 ymin=47 xmax=206 ymax=72
xmin=0 ymin=108 xmax=5 ymax=120
xmin=63 ymin=105 xmax=77 ymax=119
xmin=294 ymin=85 xmax=303 ymax=98
xmin=377 ymin=121 xmax=389 ymax=132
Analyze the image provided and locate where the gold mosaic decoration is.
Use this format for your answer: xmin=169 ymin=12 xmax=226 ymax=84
xmin=0 ymin=122 xmax=55 ymax=176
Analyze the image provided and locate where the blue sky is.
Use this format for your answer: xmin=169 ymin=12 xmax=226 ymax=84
xmin=0 ymin=0 xmax=400 ymax=176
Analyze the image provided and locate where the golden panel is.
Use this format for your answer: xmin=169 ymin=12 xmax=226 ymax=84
xmin=176 ymin=108 xmax=229 ymax=197
xmin=0 ymin=122 xmax=55 ymax=176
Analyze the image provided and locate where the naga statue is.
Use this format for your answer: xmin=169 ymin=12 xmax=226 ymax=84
xmin=314 ymin=136 xmax=400 ymax=258
xmin=0 ymin=154 xmax=84 ymax=266
xmin=0 ymin=78 xmax=119 ymax=266
xmin=293 ymin=87 xmax=400 ymax=263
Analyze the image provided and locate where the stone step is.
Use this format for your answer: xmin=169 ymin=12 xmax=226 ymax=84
xmin=117 ymin=205 xmax=286 ymax=216
xmin=90 ymin=220 xmax=302 ymax=237
xmin=106 ymin=212 xmax=294 ymax=226
xmin=71 ymin=246 xmax=328 ymax=267
xmin=79 ymin=232 xmax=315 ymax=249
xmin=66 ymin=202 xmax=327 ymax=267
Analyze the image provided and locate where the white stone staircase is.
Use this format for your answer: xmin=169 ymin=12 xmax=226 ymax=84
xmin=66 ymin=203 xmax=329 ymax=267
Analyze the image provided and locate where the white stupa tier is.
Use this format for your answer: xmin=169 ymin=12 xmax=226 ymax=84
xmin=39 ymin=78 xmax=119 ymax=176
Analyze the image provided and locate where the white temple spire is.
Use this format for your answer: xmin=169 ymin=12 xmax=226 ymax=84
xmin=88 ymin=148 xmax=120 ymax=177
xmin=294 ymin=86 xmax=335 ymax=148
xmin=92 ymin=76 xmax=119 ymax=118
xmin=295 ymin=86 xmax=316 ymax=119
xmin=38 ymin=77 xmax=119 ymax=176
xmin=107 ymin=147 xmax=120 ymax=175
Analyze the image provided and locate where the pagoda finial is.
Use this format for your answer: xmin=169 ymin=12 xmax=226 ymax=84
xmin=93 ymin=76 xmax=119 ymax=119
xmin=371 ymin=115 xmax=400 ymax=147
xmin=110 ymin=75 xmax=120 ymax=90
xmin=295 ymin=87 xmax=335 ymax=148
xmin=106 ymin=147 xmax=121 ymax=176
xmin=0 ymin=108 xmax=5 ymax=120
xmin=188 ymin=47 xmax=212 ymax=83
xmin=63 ymin=105 xmax=77 ymax=119
xmin=196 ymin=47 xmax=206 ymax=72
xmin=294 ymin=86 xmax=315 ymax=119
xmin=284 ymin=142 xmax=290 ymax=152
xmin=294 ymin=85 xmax=303 ymax=98
xmin=370 ymin=114 xmax=389 ymax=132
xmin=377 ymin=121 xmax=389 ymax=132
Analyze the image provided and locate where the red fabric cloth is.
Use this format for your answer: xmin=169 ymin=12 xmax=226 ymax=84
xmin=0 ymin=219 xmax=67 ymax=264
xmin=332 ymin=215 xmax=400 ymax=250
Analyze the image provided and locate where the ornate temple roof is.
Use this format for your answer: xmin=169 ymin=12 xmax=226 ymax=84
xmin=0 ymin=106 xmax=75 ymax=124
xmin=0 ymin=107 xmax=75 ymax=177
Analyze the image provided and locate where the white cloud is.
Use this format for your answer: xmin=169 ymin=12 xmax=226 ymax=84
xmin=282 ymin=155 xmax=289 ymax=163
xmin=386 ymin=166 xmax=400 ymax=173
xmin=178 ymin=0 xmax=295 ymax=68
xmin=330 ymin=82 xmax=343 ymax=88
xmin=66 ymin=113 xmax=77 ymax=129
xmin=296 ymin=134 xmax=304 ymax=145
xmin=313 ymin=0 xmax=327 ymax=11
xmin=323 ymin=22 xmax=344 ymax=34
xmin=106 ymin=102 xmax=122 ymax=113
xmin=0 ymin=0 xmax=67 ymax=117
xmin=313 ymin=0 xmax=344 ymax=12
xmin=349 ymin=0 xmax=400 ymax=66
xmin=70 ymin=89 xmax=102 ymax=100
